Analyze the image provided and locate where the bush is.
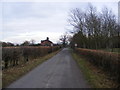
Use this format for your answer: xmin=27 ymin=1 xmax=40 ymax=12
xmin=2 ymin=47 xmax=21 ymax=68
xmin=2 ymin=46 xmax=60 ymax=69
xmin=75 ymin=48 xmax=120 ymax=83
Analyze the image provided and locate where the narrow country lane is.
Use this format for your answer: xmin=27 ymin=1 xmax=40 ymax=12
xmin=7 ymin=48 xmax=90 ymax=88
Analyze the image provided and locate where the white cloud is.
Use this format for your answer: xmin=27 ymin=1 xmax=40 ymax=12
xmin=2 ymin=1 xmax=118 ymax=44
xmin=3 ymin=13 xmax=67 ymax=34
xmin=1 ymin=0 xmax=119 ymax=2
xmin=2 ymin=11 xmax=68 ymax=43
xmin=2 ymin=31 xmax=63 ymax=44
xmin=2 ymin=2 xmax=70 ymax=44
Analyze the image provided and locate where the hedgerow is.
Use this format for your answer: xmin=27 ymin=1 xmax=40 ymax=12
xmin=75 ymin=48 xmax=120 ymax=83
xmin=2 ymin=46 xmax=60 ymax=69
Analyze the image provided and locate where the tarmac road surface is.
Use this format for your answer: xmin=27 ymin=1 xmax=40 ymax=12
xmin=7 ymin=48 xmax=90 ymax=88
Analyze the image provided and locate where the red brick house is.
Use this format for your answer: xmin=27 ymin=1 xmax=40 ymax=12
xmin=41 ymin=37 xmax=53 ymax=46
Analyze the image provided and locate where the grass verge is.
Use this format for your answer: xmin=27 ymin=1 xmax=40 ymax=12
xmin=72 ymin=51 xmax=119 ymax=88
xmin=2 ymin=50 xmax=61 ymax=88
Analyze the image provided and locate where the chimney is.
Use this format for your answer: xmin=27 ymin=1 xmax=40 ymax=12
xmin=47 ymin=37 xmax=49 ymax=41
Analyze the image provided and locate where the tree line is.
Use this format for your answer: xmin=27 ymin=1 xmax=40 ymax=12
xmin=1 ymin=40 xmax=39 ymax=47
xmin=69 ymin=4 xmax=120 ymax=49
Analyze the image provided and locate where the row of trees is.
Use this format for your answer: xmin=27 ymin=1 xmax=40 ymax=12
xmin=1 ymin=40 xmax=61 ymax=47
xmin=69 ymin=4 xmax=120 ymax=49
xmin=1 ymin=42 xmax=15 ymax=47
xmin=1 ymin=40 xmax=39 ymax=47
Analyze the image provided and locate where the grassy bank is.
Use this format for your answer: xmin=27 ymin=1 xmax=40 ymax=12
xmin=2 ymin=50 xmax=61 ymax=88
xmin=72 ymin=51 xmax=119 ymax=88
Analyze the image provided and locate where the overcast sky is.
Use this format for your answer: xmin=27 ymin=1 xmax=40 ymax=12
xmin=1 ymin=0 xmax=119 ymax=44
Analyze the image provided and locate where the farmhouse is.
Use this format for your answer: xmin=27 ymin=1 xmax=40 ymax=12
xmin=41 ymin=37 xmax=53 ymax=46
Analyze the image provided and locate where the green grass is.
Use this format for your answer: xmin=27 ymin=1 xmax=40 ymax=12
xmin=2 ymin=50 xmax=61 ymax=88
xmin=71 ymin=51 xmax=119 ymax=88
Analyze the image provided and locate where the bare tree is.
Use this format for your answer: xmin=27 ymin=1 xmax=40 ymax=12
xmin=68 ymin=8 xmax=85 ymax=33
xmin=30 ymin=39 xmax=35 ymax=46
xmin=68 ymin=4 xmax=119 ymax=49
xmin=59 ymin=33 xmax=69 ymax=47
xmin=101 ymin=7 xmax=118 ymax=49
xmin=21 ymin=41 xmax=30 ymax=46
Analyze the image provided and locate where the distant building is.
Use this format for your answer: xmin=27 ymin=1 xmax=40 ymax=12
xmin=41 ymin=37 xmax=53 ymax=46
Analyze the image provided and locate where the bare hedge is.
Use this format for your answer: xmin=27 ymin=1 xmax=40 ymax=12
xmin=75 ymin=48 xmax=120 ymax=83
xmin=2 ymin=46 xmax=60 ymax=69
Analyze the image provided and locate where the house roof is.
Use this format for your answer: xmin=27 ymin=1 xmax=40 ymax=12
xmin=41 ymin=40 xmax=52 ymax=43
xmin=41 ymin=37 xmax=53 ymax=44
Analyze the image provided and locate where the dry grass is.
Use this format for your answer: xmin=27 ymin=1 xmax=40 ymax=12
xmin=2 ymin=49 xmax=60 ymax=88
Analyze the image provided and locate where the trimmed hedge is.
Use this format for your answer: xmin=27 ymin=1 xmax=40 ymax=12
xmin=75 ymin=48 xmax=120 ymax=83
xmin=2 ymin=46 xmax=60 ymax=69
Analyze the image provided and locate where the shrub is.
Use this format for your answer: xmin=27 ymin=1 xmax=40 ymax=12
xmin=2 ymin=46 xmax=60 ymax=69
xmin=75 ymin=48 xmax=120 ymax=83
